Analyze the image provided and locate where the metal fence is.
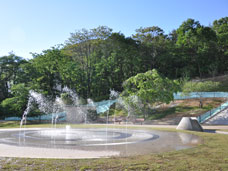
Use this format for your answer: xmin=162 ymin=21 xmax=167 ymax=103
xmin=174 ymin=92 xmax=228 ymax=100
xmin=5 ymin=112 xmax=66 ymax=122
xmin=197 ymin=101 xmax=228 ymax=123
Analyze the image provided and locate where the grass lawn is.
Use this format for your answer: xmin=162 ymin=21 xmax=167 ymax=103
xmin=0 ymin=123 xmax=228 ymax=170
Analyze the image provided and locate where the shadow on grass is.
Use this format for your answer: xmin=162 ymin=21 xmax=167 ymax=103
xmin=203 ymin=129 xmax=216 ymax=133
xmin=147 ymin=105 xmax=208 ymax=120
xmin=148 ymin=107 xmax=177 ymax=120
xmin=175 ymin=106 xmax=195 ymax=112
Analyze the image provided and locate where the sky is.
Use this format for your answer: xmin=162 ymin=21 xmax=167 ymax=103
xmin=0 ymin=0 xmax=227 ymax=59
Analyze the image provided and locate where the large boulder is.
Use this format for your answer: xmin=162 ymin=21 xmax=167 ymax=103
xmin=176 ymin=117 xmax=203 ymax=132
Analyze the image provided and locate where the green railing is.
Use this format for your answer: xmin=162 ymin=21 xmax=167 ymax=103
xmin=197 ymin=101 xmax=228 ymax=123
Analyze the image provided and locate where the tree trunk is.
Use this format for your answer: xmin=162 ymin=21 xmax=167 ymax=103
xmin=197 ymin=62 xmax=202 ymax=78
xmin=199 ymin=98 xmax=203 ymax=108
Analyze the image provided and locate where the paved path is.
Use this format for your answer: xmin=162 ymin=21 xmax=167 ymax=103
xmin=202 ymin=125 xmax=228 ymax=130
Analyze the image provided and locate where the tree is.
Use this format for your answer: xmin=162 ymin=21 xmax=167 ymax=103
xmin=57 ymin=54 xmax=86 ymax=96
xmin=213 ymin=17 xmax=228 ymax=73
xmin=133 ymin=26 xmax=167 ymax=71
xmin=121 ymin=69 xmax=180 ymax=118
xmin=94 ymin=33 xmax=141 ymax=99
xmin=0 ymin=54 xmax=27 ymax=101
xmin=29 ymin=47 xmax=64 ymax=97
xmin=1 ymin=83 xmax=29 ymax=117
xmin=155 ymin=29 xmax=181 ymax=78
xmin=176 ymin=19 xmax=218 ymax=78
xmin=63 ymin=26 xmax=113 ymax=98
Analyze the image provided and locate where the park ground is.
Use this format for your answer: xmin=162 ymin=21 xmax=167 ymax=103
xmin=0 ymin=123 xmax=228 ymax=170
xmin=1 ymin=75 xmax=228 ymax=170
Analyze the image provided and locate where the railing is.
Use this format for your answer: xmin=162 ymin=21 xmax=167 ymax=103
xmin=174 ymin=92 xmax=228 ymax=100
xmin=5 ymin=112 xmax=66 ymax=121
xmin=197 ymin=101 xmax=228 ymax=123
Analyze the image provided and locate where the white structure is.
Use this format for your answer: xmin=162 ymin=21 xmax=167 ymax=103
xmin=176 ymin=117 xmax=203 ymax=132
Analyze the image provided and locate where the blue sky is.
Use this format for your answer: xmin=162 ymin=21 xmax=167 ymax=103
xmin=0 ymin=0 xmax=227 ymax=59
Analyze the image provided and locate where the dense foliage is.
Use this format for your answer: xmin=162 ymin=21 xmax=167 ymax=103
xmin=121 ymin=69 xmax=179 ymax=105
xmin=121 ymin=69 xmax=180 ymax=118
xmin=0 ymin=17 xmax=228 ymax=117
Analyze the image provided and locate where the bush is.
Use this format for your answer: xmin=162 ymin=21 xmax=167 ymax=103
xmin=182 ymin=81 xmax=220 ymax=92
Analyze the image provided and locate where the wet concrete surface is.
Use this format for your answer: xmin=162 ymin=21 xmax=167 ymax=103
xmin=0 ymin=128 xmax=202 ymax=159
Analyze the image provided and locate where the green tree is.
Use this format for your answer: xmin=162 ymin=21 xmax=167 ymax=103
xmin=94 ymin=33 xmax=141 ymax=99
xmin=176 ymin=19 xmax=218 ymax=78
xmin=29 ymin=47 xmax=64 ymax=97
xmin=121 ymin=69 xmax=180 ymax=118
xmin=0 ymin=54 xmax=27 ymax=101
xmin=57 ymin=54 xmax=86 ymax=95
xmin=213 ymin=17 xmax=228 ymax=73
xmin=1 ymin=83 xmax=29 ymax=117
xmin=133 ymin=26 xmax=167 ymax=71
xmin=64 ymin=26 xmax=113 ymax=98
xmin=155 ymin=29 xmax=181 ymax=78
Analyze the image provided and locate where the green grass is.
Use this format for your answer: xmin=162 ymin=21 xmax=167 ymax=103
xmin=0 ymin=123 xmax=228 ymax=170
xmin=194 ymin=74 xmax=228 ymax=92
xmin=0 ymin=121 xmax=21 ymax=128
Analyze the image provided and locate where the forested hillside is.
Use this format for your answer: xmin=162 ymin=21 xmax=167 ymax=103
xmin=0 ymin=17 xmax=228 ymax=118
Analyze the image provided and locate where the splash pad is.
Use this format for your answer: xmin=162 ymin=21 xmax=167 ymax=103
xmin=0 ymin=126 xmax=201 ymax=159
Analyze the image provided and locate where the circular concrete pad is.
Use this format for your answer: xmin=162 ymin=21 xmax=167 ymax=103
xmin=0 ymin=128 xmax=201 ymax=159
